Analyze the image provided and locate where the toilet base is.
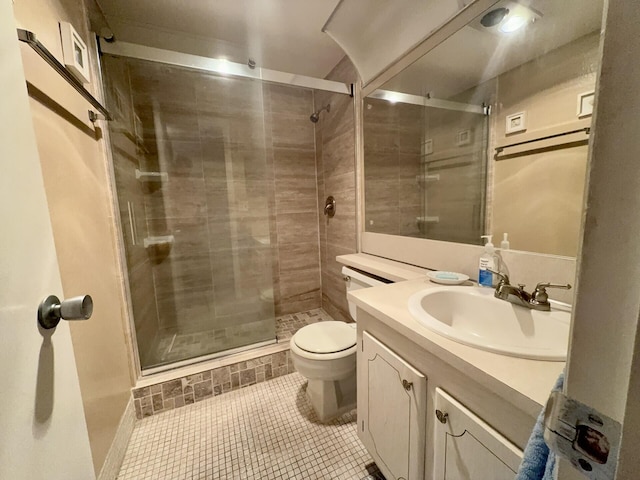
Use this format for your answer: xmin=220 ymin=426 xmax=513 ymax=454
xmin=306 ymin=374 xmax=356 ymax=423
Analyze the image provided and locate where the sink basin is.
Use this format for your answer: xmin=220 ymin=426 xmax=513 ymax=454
xmin=407 ymin=286 xmax=570 ymax=361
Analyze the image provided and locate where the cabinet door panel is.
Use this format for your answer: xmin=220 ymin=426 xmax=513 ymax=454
xmin=434 ymin=388 xmax=523 ymax=480
xmin=359 ymin=331 xmax=427 ymax=480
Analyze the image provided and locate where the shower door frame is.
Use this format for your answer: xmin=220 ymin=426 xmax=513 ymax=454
xmin=97 ymin=42 xmax=353 ymax=378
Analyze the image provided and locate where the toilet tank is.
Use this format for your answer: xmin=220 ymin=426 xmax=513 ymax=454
xmin=342 ymin=266 xmax=392 ymax=321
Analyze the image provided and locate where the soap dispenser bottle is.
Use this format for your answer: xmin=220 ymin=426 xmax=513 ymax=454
xmin=479 ymin=235 xmax=498 ymax=287
xmin=500 ymin=233 xmax=510 ymax=250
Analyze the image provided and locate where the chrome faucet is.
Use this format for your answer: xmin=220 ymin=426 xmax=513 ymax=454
xmin=487 ymin=268 xmax=571 ymax=311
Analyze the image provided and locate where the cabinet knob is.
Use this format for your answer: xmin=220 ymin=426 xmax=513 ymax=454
xmin=402 ymin=379 xmax=413 ymax=391
xmin=436 ymin=409 xmax=449 ymax=424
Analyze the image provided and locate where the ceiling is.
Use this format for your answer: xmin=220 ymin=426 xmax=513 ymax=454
xmin=96 ymin=0 xmax=345 ymax=78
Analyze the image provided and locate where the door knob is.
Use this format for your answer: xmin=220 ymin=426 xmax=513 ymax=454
xmin=38 ymin=295 xmax=93 ymax=329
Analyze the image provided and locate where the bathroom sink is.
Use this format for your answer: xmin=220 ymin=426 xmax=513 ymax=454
xmin=407 ymin=286 xmax=570 ymax=361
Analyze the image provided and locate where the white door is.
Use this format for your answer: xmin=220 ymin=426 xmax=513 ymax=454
xmin=433 ymin=388 xmax=522 ymax=480
xmin=0 ymin=4 xmax=95 ymax=479
xmin=359 ymin=331 xmax=427 ymax=480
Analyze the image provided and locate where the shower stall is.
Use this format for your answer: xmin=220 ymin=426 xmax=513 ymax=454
xmin=101 ymin=46 xmax=349 ymax=373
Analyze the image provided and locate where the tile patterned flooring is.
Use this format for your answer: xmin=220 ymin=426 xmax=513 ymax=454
xmin=119 ymin=373 xmax=384 ymax=479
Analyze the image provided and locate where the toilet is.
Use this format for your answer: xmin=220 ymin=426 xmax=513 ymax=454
xmin=290 ymin=266 xmax=391 ymax=422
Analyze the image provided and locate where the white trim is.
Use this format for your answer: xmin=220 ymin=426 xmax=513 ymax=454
xmin=99 ymin=40 xmax=351 ymax=95
xmin=97 ymin=398 xmax=136 ymax=480
xmin=354 ymin=81 xmax=365 ymax=253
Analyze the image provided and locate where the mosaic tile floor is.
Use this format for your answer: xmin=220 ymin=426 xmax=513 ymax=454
xmin=118 ymin=373 xmax=384 ymax=479
xmin=151 ymin=309 xmax=334 ymax=366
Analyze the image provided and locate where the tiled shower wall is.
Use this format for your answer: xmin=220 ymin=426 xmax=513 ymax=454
xmin=264 ymin=84 xmax=322 ymax=315
xmin=315 ymin=57 xmax=359 ymax=322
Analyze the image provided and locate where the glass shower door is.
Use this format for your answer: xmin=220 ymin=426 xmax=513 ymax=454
xmin=103 ymin=55 xmax=276 ymax=371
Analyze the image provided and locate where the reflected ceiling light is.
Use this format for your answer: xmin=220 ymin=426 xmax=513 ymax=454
xmin=384 ymin=92 xmax=402 ymax=104
xmin=472 ymin=2 xmax=542 ymax=36
xmin=499 ymin=14 xmax=529 ymax=33
xmin=481 ymin=8 xmax=510 ymax=28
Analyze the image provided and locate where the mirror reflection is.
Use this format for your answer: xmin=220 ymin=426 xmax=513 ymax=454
xmin=364 ymin=0 xmax=604 ymax=257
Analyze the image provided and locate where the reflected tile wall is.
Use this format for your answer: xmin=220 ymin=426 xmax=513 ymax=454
xmin=363 ymin=98 xmax=423 ymax=238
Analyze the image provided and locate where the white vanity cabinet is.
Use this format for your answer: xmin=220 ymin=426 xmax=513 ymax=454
xmin=357 ymin=328 xmax=527 ymax=480
xmin=433 ymin=388 xmax=523 ymax=480
xmin=358 ymin=331 xmax=428 ymax=480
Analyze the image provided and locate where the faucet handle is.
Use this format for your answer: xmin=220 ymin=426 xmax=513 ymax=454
xmin=532 ymin=283 xmax=572 ymax=304
xmin=487 ymin=268 xmax=509 ymax=285
xmin=534 ymin=282 xmax=572 ymax=291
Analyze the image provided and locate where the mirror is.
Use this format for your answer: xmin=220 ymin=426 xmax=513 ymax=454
xmin=363 ymin=0 xmax=604 ymax=257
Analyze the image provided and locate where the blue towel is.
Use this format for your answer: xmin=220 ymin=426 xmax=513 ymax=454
xmin=515 ymin=372 xmax=564 ymax=480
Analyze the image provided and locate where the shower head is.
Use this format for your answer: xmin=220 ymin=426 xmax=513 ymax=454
xmin=310 ymin=104 xmax=330 ymax=123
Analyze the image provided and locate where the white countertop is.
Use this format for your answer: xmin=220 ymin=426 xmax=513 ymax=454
xmin=337 ymin=253 xmax=430 ymax=282
xmin=348 ymin=276 xmax=565 ymax=417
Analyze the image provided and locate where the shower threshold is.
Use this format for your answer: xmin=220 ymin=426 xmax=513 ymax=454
xmin=142 ymin=338 xmax=278 ymax=377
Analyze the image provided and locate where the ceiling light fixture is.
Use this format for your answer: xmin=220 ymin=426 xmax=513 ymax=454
xmin=472 ymin=2 xmax=542 ymax=36
xmin=480 ymin=7 xmax=510 ymax=28
xmin=499 ymin=14 xmax=529 ymax=33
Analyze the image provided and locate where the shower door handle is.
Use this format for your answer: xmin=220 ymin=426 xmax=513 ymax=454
xmin=324 ymin=196 xmax=336 ymax=217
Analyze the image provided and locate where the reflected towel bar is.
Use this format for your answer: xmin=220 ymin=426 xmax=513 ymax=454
xmin=17 ymin=28 xmax=113 ymax=121
xmin=495 ymin=127 xmax=590 ymax=157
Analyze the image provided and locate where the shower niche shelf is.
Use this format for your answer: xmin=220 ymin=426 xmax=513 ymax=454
xmin=136 ymin=169 xmax=169 ymax=183
xmin=144 ymin=235 xmax=175 ymax=249
xmin=416 ymin=216 xmax=440 ymax=224
xmin=416 ymin=174 xmax=440 ymax=187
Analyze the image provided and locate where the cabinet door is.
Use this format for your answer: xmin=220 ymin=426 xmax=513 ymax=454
xmin=359 ymin=331 xmax=427 ymax=480
xmin=433 ymin=388 xmax=523 ymax=480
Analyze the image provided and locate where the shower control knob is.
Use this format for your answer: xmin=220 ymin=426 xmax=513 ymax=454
xmin=38 ymin=294 xmax=93 ymax=329
xmin=324 ymin=196 xmax=336 ymax=217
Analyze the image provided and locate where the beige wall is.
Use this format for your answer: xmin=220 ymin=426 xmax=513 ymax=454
xmin=490 ymin=33 xmax=600 ymax=257
xmin=316 ymin=57 xmax=359 ymax=322
xmin=13 ymin=0 xmax=133 ymax=475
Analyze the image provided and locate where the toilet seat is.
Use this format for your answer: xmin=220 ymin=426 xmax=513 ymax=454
xmin=289 ymin=321 xmax=359 ymax=422
xmin=290 ymin=322 xmax=357 ymax=362
xmin=293 ymin=321 xmax=356 ymax=354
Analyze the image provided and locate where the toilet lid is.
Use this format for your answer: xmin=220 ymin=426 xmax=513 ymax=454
xmin=294 ymin=321 xmax=357 ymax=354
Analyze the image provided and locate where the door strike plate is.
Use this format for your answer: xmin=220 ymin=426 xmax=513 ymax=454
xmin=543 ymin=391 xmax=620 ymax=480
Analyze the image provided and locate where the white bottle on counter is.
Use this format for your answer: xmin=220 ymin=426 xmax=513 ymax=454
xmin=478 ymin=235 xmax=498 ymax=287
xmin=500 ymin=233 xmax=510 ymax=250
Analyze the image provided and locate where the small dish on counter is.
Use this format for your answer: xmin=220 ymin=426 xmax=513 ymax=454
xmin=427 ymin=271 xmax=469 ymax=285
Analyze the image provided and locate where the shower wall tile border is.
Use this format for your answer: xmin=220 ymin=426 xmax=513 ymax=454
xmin=132 ymin=350 xmax=295 ymax=419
